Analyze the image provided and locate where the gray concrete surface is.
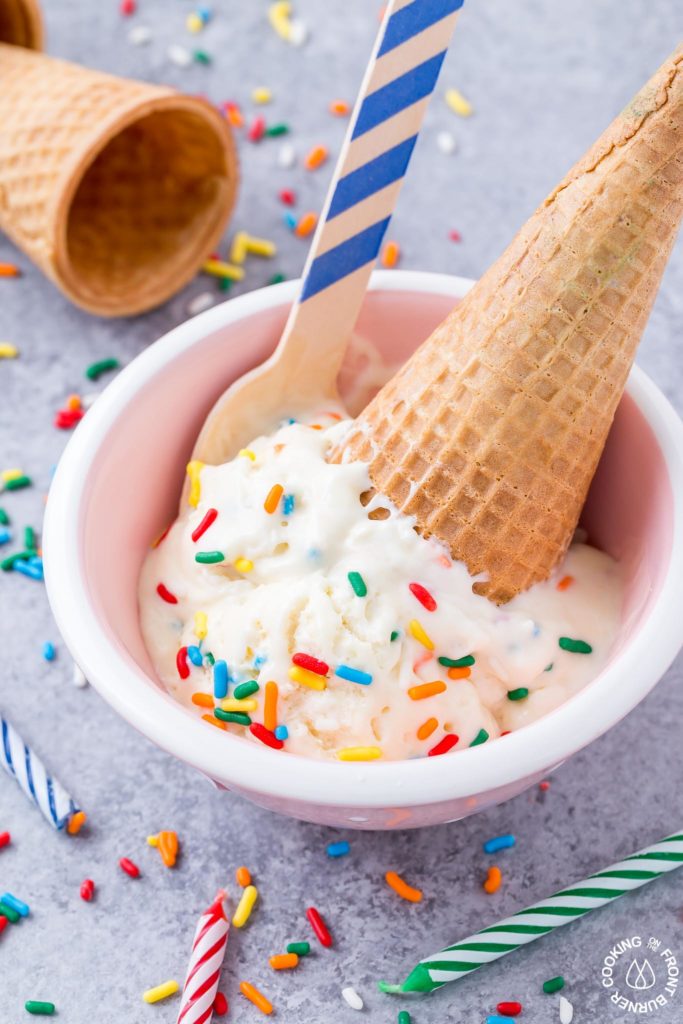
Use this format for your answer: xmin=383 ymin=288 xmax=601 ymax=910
xmin=1 ymin=1 xmax=683 ymax=1020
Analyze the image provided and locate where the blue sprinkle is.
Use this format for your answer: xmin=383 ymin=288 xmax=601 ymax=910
xmin=274 ymin=725 xmax=288 ymax=741
xmin=197 ymin=3 xmax=212 ymax=22
xmin=28 ymin=555 xmax=43 ymax=568
xmin=187 ymin=645 xmax=203 ymax=666
xmin=42 ymin=642 xmax=55 ymax=662
xmin=282 ymin=494 xmax=295 ymax=516
xmin=483 ymin=833 xmax=516 ymax=854
xmin=253 ymin=654 xmax=266 ymax=669
xmin=1 ymin=892 xmax=29 ymax=917
xmin=307 ymin=547 xmax=322 ymax=561
xmin=487 ymin=1018 xmax=513 ymax=1024
xmin=327 ymin=840 xmax=350 ymax=858
xmin=335 ymin=664 xmax=372 ymax=686
xmin=13 ymin=559 xmax=43 ymax=580
xmin=283 ymin=211 xmax=297 ymax=230
xmin=213 ymin=659 xmax=229 ymax=699
xmin=0 ymin=528 xmax=11 ymax=546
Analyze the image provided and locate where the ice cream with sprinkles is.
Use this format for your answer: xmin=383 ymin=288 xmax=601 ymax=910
xmin=139 ymin=413 xmax=622 ymax=762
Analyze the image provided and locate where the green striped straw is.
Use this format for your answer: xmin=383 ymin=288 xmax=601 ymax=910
xmin=379 ymin=829 xmax=683 ymax=994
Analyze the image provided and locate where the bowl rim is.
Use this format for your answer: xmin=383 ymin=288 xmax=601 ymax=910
xmin=44 ymin=270 xmax=683 ymax=808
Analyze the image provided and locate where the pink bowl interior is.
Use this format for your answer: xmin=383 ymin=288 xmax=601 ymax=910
xmin=80 ymin=289 xmax=674 ymax=699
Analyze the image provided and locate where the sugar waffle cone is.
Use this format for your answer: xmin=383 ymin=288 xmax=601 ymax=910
xmin=0 ymin=0 xmax=43 ymax=49
xmin=0 ymin=43 xmax=238 ymax=316
xmin=332 ymin=45 xmax=683 ymax=603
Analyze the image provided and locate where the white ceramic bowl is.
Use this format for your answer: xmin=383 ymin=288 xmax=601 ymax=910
xmin=44 ymin=271 xmax=683 ymax=829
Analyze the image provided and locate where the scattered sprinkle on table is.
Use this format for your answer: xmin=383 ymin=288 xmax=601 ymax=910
xmin=306 ymin=906 xmax=333 ymax=947
xmin=232 ymin=884 xmax=258 ymax=927
xmin=327 ymin=840 xmax=350 ymax=858
xmin=329 ymin=98 xmax=350 ymax=116
xmin=85 ymin=357 xmax=119 ymax=381
xmin=236 ymin=865 xmax=251 ymax=887
xmin=0 ymin=342 xmax=18 ymax=358
xmin=543 ymin=975 xmax=565 ymax=994
xmin=287 ymin=940 xmax=310 ymax=956
xmin=436 ymin=129 xmax=457 ymax=153
xmin=342 ymin=986 xmax=364 ymax=1010
xmin=483 ymin=834 xmax=516 ymax=854
xmin=142 ymin=980 xmax=179 ymax=1004
xmin=559 ymin=995 xmax=574 ymax=1023
xmin=213 ymin=992 xmax=229 ymax=1016
xmin=80 ymin=879 xmax=95 ymax=902
xmin=398 ymin=1013 xmax=412 ymax=1024
xmin=483 ymin=866 xmax=502 ymax=894
xmin=445 ymin=86 xmax=473 ymax=116
xmin=119 ymin=856 xmax=140 ymax=878
xmin=129 ymin=24 xmax=152 ymax=45
xmin=0 ymin=262 xmax=20 ymax=277
xmin=381 ymin=240 xmax=401 ymax=267
xmin=42 ymin=641 xmax=55 ymax=661
xmin=385 ymin=871 xmax=422 ymax=903
xmin=270 ymin=952 xmax=299 ymax=970
xmin=559 ymin=636 xmax=592 ymax=654
xmin=277 ymin=143 xmax=296 ymax=168
xmin=240 ymin=981 xmax=273 ymax=1015
xmin=24 ymin=1003 xmax=55 ymax=1016
xmin=0 ymin=831 xmax=11 ymax=849
xmin=295 ymin=211 xmax=318 ymax=236
xmin=496 ymin=1001 xmax=522 ymax=1016
xmin=1 ymin=891 xmax=29 ymax=916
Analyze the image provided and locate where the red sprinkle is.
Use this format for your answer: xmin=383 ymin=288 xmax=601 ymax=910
xmin=497 ymin=1002 xmax=523 ymax=1017
xmin=279 ymin=188 xmax=296 ymax=206
xmin=306 ymin=906 xmax=332 ymax=947
xmin=213 ymin=993 xmax=229 ymax=1016
xmin=0 ymin=916 xmax=7 ymax=935
xmin=119 ymin=857 xmax=140 ymax=879
xmin=156 ymin=583 xmax=178 ymax=604
xmin=292 ymin=652 xmax=329 ymax=676
xmin=449 ymin=229 xmax=462 ymax=242
xmin=80 ymin=879 xmax=95 ymax=902
xmin=176 ymin=647 xmax=190 ymax=680
xmin=250 ymin=723 xmax=283 ymax=750
xmin=119 ymin=0 xmax=136 ymax=12
xmin=191 ymin=507 xmax=218 ymax=543
xmin=539 ymin=780 xmax=551 ymax=791
xmin=54 ymin=408 xmax=85 ymax=430
xmin=428 ymin=734 xmax=459 ymax=756
xmin=248 ymin=116 xmax=266 ymax=142
xmin=408 ymin=582 xmax=437 ymax=612
xmin=153 ymin=523 xmax=172 ymax=548
xmin=556 ymin=574 xmax=575 ymax=591
xmin=0 ymin=831 xmax=10 ymax=849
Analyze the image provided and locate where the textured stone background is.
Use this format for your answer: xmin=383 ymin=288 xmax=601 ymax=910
xmin=1 ymin=1 xmax=682 ymax=1021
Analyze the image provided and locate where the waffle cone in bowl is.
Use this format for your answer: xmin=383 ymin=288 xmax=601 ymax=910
xmin=0 ymin=42 xmax=238 ymax=316
xmin=332 ymin=45 xmax=683 ymax=603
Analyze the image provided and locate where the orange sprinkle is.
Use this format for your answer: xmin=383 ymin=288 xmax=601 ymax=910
xmin=408 ymin=680 xmax=446 ymax=701
xmin=447 ymin=666 xmax=471 ymax=680
xmin=381 ymin=241 xmax=400 ymax=268
xmin=66 ymin=394 xmax=82 ymax=412
xmin=304 ymin=144 xmax=328 ymax=170
xmin=203 ymin=713 xmax=227 ymax=730
xmin=192 ymin=692 xmax=214 ymax=708
xmin=385 ymin=871 xmax=423 ymax=903
xmin=240 ymin=981 xmax=273 ymax=1015
xmin=0 ymin=262 xmax=20 ymax=277
xmin=556 ymin=574 xmax=575 ymax=591
xmin=329 ymin=99 xmax=350 ymax=116
xmin=224 ymin=103 xmax=243 ymax=127
xmin=438 ymin=554 xmax=452 ymax=569
xmin=295 ymin=211 xmax=318 ymax=237
xmin=264 ymin=483 xmax=284 ymax=514
xmin=66 ymin=811 xmax=87 ymax=836
xmin=158 ymin=830 xmax=179 ymax=868
xmin=417 ymin=717 xmax=438 ymax=741
xmin=269 ymin=953 xmax=299 ymax=970
xmin=264 ymin=681 xmax=278 ymax=732
xmin=484 ymin=866 xmax=502 ymax=894
xmin=236 ymin=865 xmax=252 ymax=887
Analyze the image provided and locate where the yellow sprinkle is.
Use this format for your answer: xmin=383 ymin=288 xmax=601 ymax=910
xmin=244 ymin=234 xmax=277 ymax=258
xmin=288 ymin=665 xmax=327 ymax=691
xmin=445 ymin=87 xmax=473 ymax=117
xmin=147 ymin=834 xmax=159 ymax=847
xmin=202 ymin=259 xmax=245 ymax=281
xmin=252 ymin=86 xmax=273 ymax=104
xmin=337 ymin=746 xmax=383 ymax=762
xmin=142 ymin=980 xmax=179 ymax=1004
xmin=194 ymin=610 xmax=208 ymax=640
xmin=239 ymin=448 xmax=256 ymax=461
xmin=230 ymin=231 xmax=249 ymax=265
xmin=186 ymin=11 xmax=203 ymax=32
xmin=0 ymin=343 xmax=18 ymax=359
xmin=1 ymin=468 xmax=23 ymax=482
xmin=219 ymin=698 xmax=258 ymax=713
xmin=409 ymin=619 xmax=434 ymax=651
xmin=268 ymin=1 xmax=292 ymax=40
xmin=232 ymin=884 xmax=258 ymax=927
xmin=186 ymin=460 xmax=204 ymax=508
xmin=235 ymin=557 xmax=254 ymax=573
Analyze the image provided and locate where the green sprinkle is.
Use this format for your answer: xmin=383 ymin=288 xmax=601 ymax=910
xmin=0 ymin=901 xmax=20 ymax=922
xmin=85 ymin=357 xmax=119 ymax=381
xmin=542 ymin=976 xmax=565 ymax=994
xmin=24 ymin=526 xmax=36 ymax=551
xmin=390 ymin=630 xmax=400 ymax=642
xmin=265 ymin=123 xmax=290 ymax=136
xmin=1 ymin=550 xmax=32 ymax=571
xmin=470 ymin=728 xmax=489 ymax=747
xmin=219 ymin=277 xmax=233 ymax=293
xmin=195 ymin=551 xmax=225 ymax=564
xmin=268 ymin=272 xmax=286 ymax=285
xmin=398 ymin=1012 xmax=412 ymax=1024
xmin=194 ymin=49 xmax=212 ymax=64
xmin=0 ymin=508 xmax=9 ymax=525
xmin=214 ymin=709 xmax=251 ymax=726
xmin=559 ymin=636 xmax=592 ymax=654
xmin=438 ymin=654 xmax=475 ymax=668
xmin=286 ymin=941 xmax=310 ymax=957
xmin=25 ymin=1002 xmax=56 ymax=1016
xmin=507 ymin=687 xmax=529 ymax=701
xmin=4 ymin=475 xmax=31 ymax=491
xmin=233 ymin=680 xmax=259 ymax=700
xmin=348 ymin=571 xmax=367 ymax=597
xmin=204 ymin=652 xmax=215 ymax=666
xmin=544 ymin=662 xmax=554 ymax=672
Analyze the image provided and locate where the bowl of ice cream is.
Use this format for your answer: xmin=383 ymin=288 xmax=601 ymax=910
xmin=44 ymin=271 xmax=683 ymax=829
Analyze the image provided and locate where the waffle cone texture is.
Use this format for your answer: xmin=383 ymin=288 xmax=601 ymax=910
xmin=0 ymin=43 xmax=238 ymax=316
xmin=332 ymin=46 xmax=683 ymax=603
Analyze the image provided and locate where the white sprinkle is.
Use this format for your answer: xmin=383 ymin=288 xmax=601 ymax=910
xmin=341 ymin=987 xmax=363 ymax=1011
xmin=72 ymin=663 xmax=88 ymax=689
xmin=168 ymin=44 xmax=192 ymax=68
xmin=128 ymin=25 xmax=152 ymax=46
xmin=277 ymin=143 xmax=296 ymax=169
xmin=436 ymin=130 xmax=457 ymax=155
xmin=559 ymin=995 xmax=574 ymax=1024
xmin=288 ymin=19 xmax=309 ymax=46
xmin=187 ymin=291 xmax=215 ymax=316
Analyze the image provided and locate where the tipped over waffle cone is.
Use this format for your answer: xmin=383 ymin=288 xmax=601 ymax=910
xmin=332 ymin=45 xmax=683 ymax=603
xmin=0 ymin=0 xmax=43 ymax=49
xmin=0 ymin=43 xmax=238 ymax=316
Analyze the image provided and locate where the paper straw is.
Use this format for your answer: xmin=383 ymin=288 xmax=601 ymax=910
xmin=0 ymin=714 xmax=80 ymax=830
xmin=379 ymin=829 xmax=683 ymax=994
xmin=177 ymin=892 xmax=229 ymax=1024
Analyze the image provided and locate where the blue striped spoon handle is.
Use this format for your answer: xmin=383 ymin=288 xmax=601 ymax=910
xmin=1 ymin=715 xmax=80 ymax=830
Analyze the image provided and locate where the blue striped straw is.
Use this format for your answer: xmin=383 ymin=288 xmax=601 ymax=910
xmin=1 ymin=715 xmax=79 ymax=830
